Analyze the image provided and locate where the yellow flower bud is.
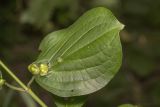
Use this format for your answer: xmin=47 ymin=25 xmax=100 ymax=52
xmin=39 ymin=63 xmax=49 ymax=76
xmin=0 ymin=79 xmax=5 ymax=87
xmin=28 ymin=64 xmax=40 ymax=75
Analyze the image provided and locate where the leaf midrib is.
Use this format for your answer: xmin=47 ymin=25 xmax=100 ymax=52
xmin=63 ymin=26 xmax=120 ymax=59
xmin=46 ymin=15 xmax=108 ymax=62
xmin=38 ymin=15 xmax=106 ymax=62
xmin=51 ymin=28 xmax=117 ymax=69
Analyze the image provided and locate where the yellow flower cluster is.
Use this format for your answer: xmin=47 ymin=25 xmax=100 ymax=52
xmin=28 ymin=63 xmax=49 ymax=76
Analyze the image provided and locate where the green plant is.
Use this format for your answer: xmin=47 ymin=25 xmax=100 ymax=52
xmin=118 ymin=104 xmax=140 ymax=107
xmin=0 ymin=7 xmax=124 ymax=107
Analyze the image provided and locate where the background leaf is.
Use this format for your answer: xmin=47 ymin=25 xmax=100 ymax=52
xmin=2 ymin=89 xmax=15 ymax=107
xmin=54 ymin=96 xmax=87 ymax=107
xmin=118 ymin=104 xmax=138 ymax=107
xmin=20 ymin=92 xmax=38 ymax=107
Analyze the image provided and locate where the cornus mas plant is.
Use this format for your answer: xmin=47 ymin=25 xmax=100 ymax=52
xmin=0 ymin=7 xmax=126 ymax=107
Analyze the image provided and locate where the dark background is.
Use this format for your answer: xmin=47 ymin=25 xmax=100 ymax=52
xmin=0 ymin=0 xmax=160 ymax=107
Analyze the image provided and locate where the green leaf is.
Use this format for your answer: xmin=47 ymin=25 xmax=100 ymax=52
xmin=32 ymin=7 xmax=124 ymax=97
xmin=54 ymin=96 xmax=87 ymax=107
xmin=118 ymin=104 xmax=138 ymax=107
xmin=21 ymin=0 xmax=55 ymax=27
xmin=21 ymin=0 xmax=78 ymax=28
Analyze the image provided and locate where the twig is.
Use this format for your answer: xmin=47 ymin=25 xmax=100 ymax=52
xmin=0 ymin=60 xmax=48 ymax=107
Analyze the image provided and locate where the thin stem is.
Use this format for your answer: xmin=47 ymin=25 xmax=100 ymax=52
xmin=27 ymin=76 xmax=35 ymax=88
xmin=5 ymin=82 xmax=25 ymax=92
xmin=0 ymin=60 xmax=48 ymax=107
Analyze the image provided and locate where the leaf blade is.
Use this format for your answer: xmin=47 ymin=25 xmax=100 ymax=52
xmin=34 ymin=7 xmax=124 ymax=97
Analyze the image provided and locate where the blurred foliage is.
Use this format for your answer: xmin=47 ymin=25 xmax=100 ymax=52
xmin=0 ymin=0 xmax=160 ymax=107
xmin=2 ymin=89 xmax=15 ymax=107
xmin=118 ymin=104 xmax=138 ymax=107
xmin=20 ymin=92 xmax=37 ymax=107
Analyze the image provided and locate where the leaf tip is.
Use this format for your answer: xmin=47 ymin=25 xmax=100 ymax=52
xmin=120 ymin=23 xmax=125 ymax=30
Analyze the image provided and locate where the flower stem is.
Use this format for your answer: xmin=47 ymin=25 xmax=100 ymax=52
xmin=5 ymin=82 xmax=25 ymax=92
xmin=0 ymin=60 xmax=48 ymax=107
xmin=27 ymin=76 xmax=35 ymax=88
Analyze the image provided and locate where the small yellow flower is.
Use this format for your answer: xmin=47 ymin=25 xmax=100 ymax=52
xmin=39 ymin=63 xmax=49 ymax=76
xmin=28 ymin=64 xmax=40 ymax=75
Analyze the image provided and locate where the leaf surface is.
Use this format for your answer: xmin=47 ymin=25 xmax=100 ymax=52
xmin=118 ymin=104 xmax=138 ymax=107
xmin=33 ymin=7 xmax=124 ymax=97
xmin=54 ymin=96 xmax=87 ymax=107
